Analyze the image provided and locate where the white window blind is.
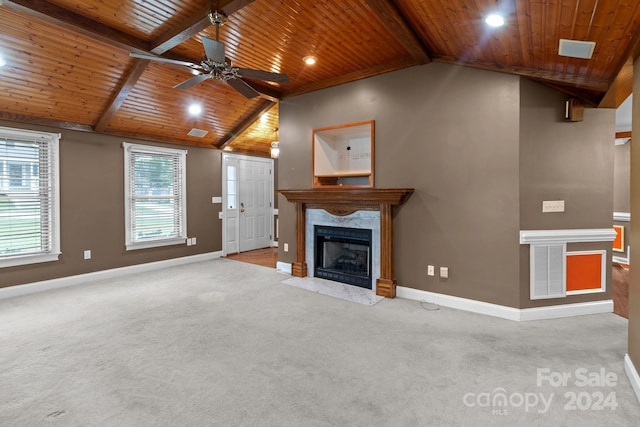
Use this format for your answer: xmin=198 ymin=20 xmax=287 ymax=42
xmin=0 ymin=126 xmax=61 ymax=268
xmin=123 ymin=143 xmax=187 ymax=250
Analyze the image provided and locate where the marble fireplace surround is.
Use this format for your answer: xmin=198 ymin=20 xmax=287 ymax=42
xmin=279 ymin=188 xmax=414 ymax=298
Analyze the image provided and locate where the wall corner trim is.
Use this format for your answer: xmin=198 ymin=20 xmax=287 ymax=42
xmin=614 ymin=212 xmax=631 ymax=222
xmin=520 ymin=228 xmax=617 ymax=245
xmin=396 ymin=286 xmax=612 ymax=321
xmin=276 ymin=262 xmax=292 ymax=274
xmin=0 ymin=251 xmax=223 ymax=301
xmin=624 ymin=354 xmax=640 ymax=404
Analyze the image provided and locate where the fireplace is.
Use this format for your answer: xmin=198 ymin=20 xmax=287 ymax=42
xmin=314 ymin=225 xmax=373 ymax=289
xmin=279 ymin=188 xmax=414 ymax=298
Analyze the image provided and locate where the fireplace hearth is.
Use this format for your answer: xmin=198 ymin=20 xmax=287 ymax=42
xmin=314 ymin=225 xmax=372 ymax=289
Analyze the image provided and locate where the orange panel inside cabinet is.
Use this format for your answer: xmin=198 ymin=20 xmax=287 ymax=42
xmin=566 ymin=253 xmax=602 ymax=291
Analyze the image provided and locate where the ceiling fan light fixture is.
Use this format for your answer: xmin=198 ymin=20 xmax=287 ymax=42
xmin=208 ymin=10 xmax=227 ymax=26
xmin=484 ymin=14 xmax=505 ymax=27
xmin=303 ymin=56 xmax=317 ymax=65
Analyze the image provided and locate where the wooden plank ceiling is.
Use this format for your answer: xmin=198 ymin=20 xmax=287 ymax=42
xmin=1 ymin=0 xmax=639 ymax=156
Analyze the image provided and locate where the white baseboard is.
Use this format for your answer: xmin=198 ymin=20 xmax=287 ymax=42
xmin=625 ymin=354 xmax=640 ymax=404
xmin=519 ymin=300 xmax=613 ymax=321
xmin=396 ymin=286 xmax=613 ymax=321
xmin=276 ymin=261 xmax=292 ymax=274
xmin=0 ymin=251 xmax=223 ymax=301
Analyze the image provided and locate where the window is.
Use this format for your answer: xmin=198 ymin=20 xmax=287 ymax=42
xmin=0 ymin=126 xmax=61 ymax=268
xmin=123 ymin=143 xmax=187 ymax=250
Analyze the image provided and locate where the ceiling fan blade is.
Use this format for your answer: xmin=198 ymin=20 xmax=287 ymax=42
xmin=201 ymin=36 xmax=226 ymax=64
xmin=236 ymin=68 xmax=290 ymax=84
xmin=227 ymin=78 xmax=261 ymax=99
xmin=174 ymin=73 xmax=210 ymax=90
xmin=130 ymin=52 xmax=197 ymax=68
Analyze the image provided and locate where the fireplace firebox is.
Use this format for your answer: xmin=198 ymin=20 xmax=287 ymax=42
xmin=314 ymin=225 xmax=372 ymax=289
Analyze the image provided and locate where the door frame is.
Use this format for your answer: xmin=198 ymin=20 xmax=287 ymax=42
xmin=221 ymin=152 xmax=274 ymax=256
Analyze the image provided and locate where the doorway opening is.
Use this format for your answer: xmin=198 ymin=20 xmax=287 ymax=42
xmin=222 ymin=153 xmax=275 ymax=258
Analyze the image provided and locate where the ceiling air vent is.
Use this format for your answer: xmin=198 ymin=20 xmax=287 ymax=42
xmin=558 ymin=39 xmax=595 ymax=59
xmin=187 ymin=128 xmax=209 ymax=138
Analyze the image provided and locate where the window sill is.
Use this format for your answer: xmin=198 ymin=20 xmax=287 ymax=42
xmin=125 ymin=237 xmax=186 ymax=251
xmin=0 ymin=252 xmax=61 ymax=268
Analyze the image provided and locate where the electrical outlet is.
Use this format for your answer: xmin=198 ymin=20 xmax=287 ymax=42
xmin=83 ymin=250 xmax=91 ymax=260
xmin=440 ymin=267 xmax=448 ymax=278
xmin=427 ymin=265 xmax=435 ymax=276
xmin=542 ymin=200 xmax=565 ymax=213
xmin=284 ymin=243 xmax=289 ymax=252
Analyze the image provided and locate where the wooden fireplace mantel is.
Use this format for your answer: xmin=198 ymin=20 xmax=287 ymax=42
xmin=279 ymin=188 xmax=414 ymax=298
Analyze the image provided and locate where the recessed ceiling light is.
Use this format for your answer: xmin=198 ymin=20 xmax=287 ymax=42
xmin=485 ymin=14 xmax=505 ymax=27
xmin=188 ymin=104 xmax=202 ymax=116
xmin=303 ymin=56 xmax=317 ymax=65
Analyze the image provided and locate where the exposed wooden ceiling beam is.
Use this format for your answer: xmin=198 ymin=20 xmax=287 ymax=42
xmin=150 ymin=7 xmax=212 ymax=55
xmin=285 ymin=57 xmax=417 ymax=98
xmin=151 ymin=0 xmax=257 ymax=54
xmin=6 ymin=0 xmax=260 ymax=140
xmin=2 ymin=0 xmax=149 ymax=53
xmin=94 ymin=60 xmax=150 ymax=133
xmin=434 ymin=56 xmax=610 ymax=92
xmin=0 ymin=112 xmax=94 ymax=133
xmin=363 ymin=0 xmax=431 ymax=64
xmin=216 ymin=100 xmax=276 ymax=149
xmin=95 ymin=0 xmax=257 ymax=134
xmin=244 ymin=81 xmax=285 ymax=102
xmin=599 ymin=19 xmax=640 ymax=108
xmin=0 ymin=111 xmax=217 ymax=148
xmin=599 ymin=58 xmax=633 ymax=108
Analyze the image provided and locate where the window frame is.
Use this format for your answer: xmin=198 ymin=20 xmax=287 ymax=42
xmin=123 ymin=142 xmax=187 ymax=251
xmin=0 ymin=126 xmax=61 ymax=268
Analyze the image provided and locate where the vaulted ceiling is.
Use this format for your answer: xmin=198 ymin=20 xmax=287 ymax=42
xmin=1 ymin=0 xmax=639 ymax=157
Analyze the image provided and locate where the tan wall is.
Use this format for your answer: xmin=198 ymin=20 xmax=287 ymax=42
xmin=614 ymin=142 xmax=631 ymax=213
xmin=629 ymin=58 xmax=640 ymax=375
xmin=518 ymin=78 xmax=615 ymax=308
xmin=279 ymin=63 xmax=523 ymax=307
xmin=278 ymin=63 xmax=616 ymax=309
xmin=613 ymin=142 xmax=631 ymax=261
xmin=1 ymin=121 xmax=223 ymax=288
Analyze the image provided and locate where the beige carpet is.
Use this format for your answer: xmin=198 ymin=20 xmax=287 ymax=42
xmin=1 ymin=258 xmax=638 ymax=426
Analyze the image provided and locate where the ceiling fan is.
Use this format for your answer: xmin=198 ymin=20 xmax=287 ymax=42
xmin=130 ymin=10 xmax=289 ymax=99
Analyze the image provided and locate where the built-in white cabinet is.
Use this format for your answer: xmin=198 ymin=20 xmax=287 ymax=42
xmin=312 ymin=120 xmax=374 ymax=188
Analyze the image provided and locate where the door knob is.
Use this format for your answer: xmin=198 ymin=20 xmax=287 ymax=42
xmin=240 ymin=202 xmax=245 ymax=213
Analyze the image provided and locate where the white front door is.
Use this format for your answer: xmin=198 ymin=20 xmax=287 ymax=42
xmin=222 ymin=153 xmax=273 ymax=255
xmin=238 ymin=157 xmax=272 ymax=252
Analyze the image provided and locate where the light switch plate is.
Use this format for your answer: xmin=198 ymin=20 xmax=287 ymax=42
xmin=212 ymin=196 xmax=222 ymax=204
xmin=542 ymin=200 xmax=565 ymax=213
